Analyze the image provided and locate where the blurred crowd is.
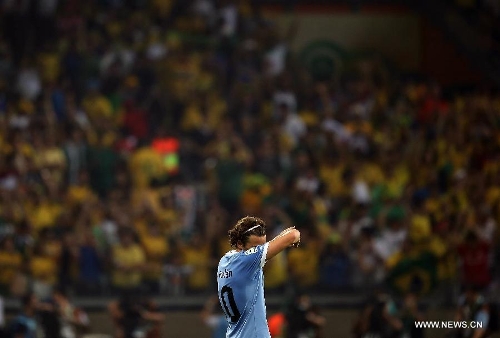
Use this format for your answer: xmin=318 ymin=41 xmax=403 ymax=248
xmin=1 ymin=290 xmax=91 ymax=338
xmin=0 ymin=0 xmax=499 ymax=311
xmin=352 ymin=287 xmax=499 ymax=338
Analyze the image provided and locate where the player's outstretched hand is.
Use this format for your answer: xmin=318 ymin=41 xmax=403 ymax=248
xmin=281 ymin=227 xmax=299 ymax=248
xmin=290 ymin=239 xmax=300 ymax=248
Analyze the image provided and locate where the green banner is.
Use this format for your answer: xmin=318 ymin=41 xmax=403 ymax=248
xmin=299 ymin=40 xmax=347 ymax=81
xmin=386 ymin=251 xmax=438 ymax=296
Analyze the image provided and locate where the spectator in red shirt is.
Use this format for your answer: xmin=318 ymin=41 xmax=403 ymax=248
xmin=417 ymin=83 xmax=448 ymax=125
xmin=457 ymin=231 xmax=491 ymax=289
xmin=123 ymin=99 xmax=148 ymax=141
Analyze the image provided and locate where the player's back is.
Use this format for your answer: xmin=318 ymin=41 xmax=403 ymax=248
xmin=217 ymin=244 xmax=270 ymax=338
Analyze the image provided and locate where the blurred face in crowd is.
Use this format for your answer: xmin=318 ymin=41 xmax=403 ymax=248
xmin=148 ymin=223 xmax=161 ymax=237
xmin=277 ymin=103 xmax=289 ymax=122
xmin=388 ymin=219 xmax=404 ymax=232
xmin=404 ymin=293 xmax=417 ymax=310
xmin=297 ymin=294 xmax=312 ymax=310
xmin=465 ymin=288 xmax=479 ymax=304
xmin=24 ymin=293 xmax=38 ymax=314
xmin=63 ymin=232 xmax=75 ymax=246
xmin=2 ymin=237 xmax=15 ymax=252
xmin=120 ymin=232 xmax=134 ymax=247
xmin=190 ymin=232 xmax=206 ymax=247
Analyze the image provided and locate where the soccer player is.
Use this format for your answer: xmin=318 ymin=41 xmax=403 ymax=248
xmin=217 ymin=216 xmax=301 ymax=338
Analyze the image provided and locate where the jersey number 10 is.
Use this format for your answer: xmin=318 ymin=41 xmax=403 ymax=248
xmin=220 ymin=285 xmax=241 ymax=323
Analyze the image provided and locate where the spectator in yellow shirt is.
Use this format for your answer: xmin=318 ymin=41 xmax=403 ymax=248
xmin=82 ymin=86 xmax=113 ymax=122
xmin=182 ymin=232 xmax=212 ymax=294
xmin=38 ymin=46 xmax=60 ymax=85
xmin=41 ymin=229 xmax=62 ymax=267
xmin=129 ymin=144 xmax=165 ymax=189
xmin=0 ymin=236 xmax=23 ymax=295
xmin=180 ymin=91 xmax=227 ymax=134
xmin=264 ymin=251 xmax=287 ymax=293
xmin=66 ymin=171 xmax=98 ymax=207
xmin=27 ymin=193 xmax=63 ymax=234
xmin=319 ymin=154 xmax=347 ymax=198
xmin=141 ymin=222 xmax=169 ymax=294
xmin=112 ymin=228 xmax=146 ymax=292
xmin=287 ymin=230 xmax=320 ymax=290
xmin=34 ymin=132 xmax=67 ymax=185
xmin=30 ymin=242 xmax=58 ymax=299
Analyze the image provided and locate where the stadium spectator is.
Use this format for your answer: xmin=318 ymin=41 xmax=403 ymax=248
xmin=108 ymin=293 xmax=164 ymax=338
xmin=58 ymin=231 xmax=78 ymax=294
xmin=182 ymin=231 xmax=213 ymax=294
xmin=200 ymin=295 xmax=228 ymax=338
xmin=140 ymin=221 xmax=169 ymax=294
xmin=52 ymin=289 xmax=90 ymax=338
xmin=319 ymin=234 xmax=351 ymax=290
xmin=8 ymin=293 xmax=40 ymax=338
xmin=284 ymin=292 xmax=326 ymax=338
xmin=457 ymin=231 xmax=492 ymax=290
xmin=77 ymin=230 xmax=103 ymax=295
xmin=352 ymin=225 xmax=385 ymax=289
xmin=450 ymin=285 xmax=499 ymax=338
xmin=352 ymin=290 xmax=403 ymax=338
xmin=0 ymin=236 xmax=23 ymax=295
xmin=111 ymin=228 xmax=145 ymax=294
xmin=30 ymin=240 xmax=58 ymax=299
xmin=287 ymin=229 xmax=320 ymax=291
xmin=400 ymin=292 xmax=425 ymax=338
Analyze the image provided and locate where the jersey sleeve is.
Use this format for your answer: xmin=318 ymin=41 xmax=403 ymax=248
xmin=241 ymin=243 xmax=269 ymax=271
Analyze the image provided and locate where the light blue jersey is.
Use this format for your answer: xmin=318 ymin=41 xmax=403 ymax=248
xmin=217 ymin=243 xmax=270 ymax=338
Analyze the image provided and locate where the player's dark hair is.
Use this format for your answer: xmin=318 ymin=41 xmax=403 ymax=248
xmin=228 ymin=216 xmax=266 ymax=248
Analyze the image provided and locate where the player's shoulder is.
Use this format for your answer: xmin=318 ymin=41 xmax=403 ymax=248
xmin=242 ymin=243 xmax=268 ymax=259
xmin=218 ymin=250 xmax=237 ymax=265
xmin=223 ymin=250 xmax=238 ymax=258
xmin=220 ymin=244 xmax=267 ymax=262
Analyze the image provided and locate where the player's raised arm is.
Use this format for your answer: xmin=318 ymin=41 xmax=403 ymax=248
xmin=266 ymin=227 xmax=300 ymax=261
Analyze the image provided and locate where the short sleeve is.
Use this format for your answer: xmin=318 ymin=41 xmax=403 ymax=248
xmin=240 ymin=243 xmax=269 ymax=271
